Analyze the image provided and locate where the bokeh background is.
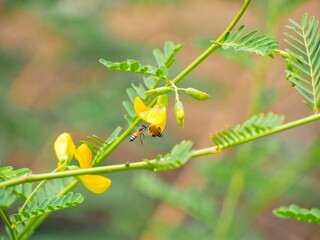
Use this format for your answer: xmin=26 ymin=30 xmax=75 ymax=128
xmin=1 ymin=0 xmax=320 ymax=239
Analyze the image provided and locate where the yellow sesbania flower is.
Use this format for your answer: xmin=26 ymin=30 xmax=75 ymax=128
xmin=54 ymin=133 xmax=75 ymax=171
xmin=74 ymin=144 xmax=111 ymax=194
xmin=54 ymin=134 xmax=111 ymax=194
xmin=134 ymin=95 xmax=167 ymax=131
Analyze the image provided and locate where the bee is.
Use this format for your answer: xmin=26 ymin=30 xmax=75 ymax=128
xmin=130 ymin=125 xmax=147 ymax=145
xmin=148 ymin=124 xmax=163 ymax=138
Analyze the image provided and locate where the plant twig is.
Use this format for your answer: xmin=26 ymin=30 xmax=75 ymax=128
xmin=2 ymin=113 xmax=320 ymax=189
xmin=0 ymin=209 xmax=16 ymax=240
xmin=172 ymin=0 xmax=251 ymax=85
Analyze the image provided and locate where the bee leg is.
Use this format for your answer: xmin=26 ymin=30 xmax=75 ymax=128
xmin=139 ymin=133 xmax=144 ymax=145
xmin=158 ymin=127 xmax=163 ymax=137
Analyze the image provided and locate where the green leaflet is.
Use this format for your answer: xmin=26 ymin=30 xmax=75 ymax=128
xmin=81 ymin=126 xmax=123 ymax=165
xmin=211 ymin=113 xmax=285 ymax=149
xmin=273 ymin=204 xmax=320 ymax=224
xmin=0 ymin=187 xmax=16 ymax=209
xmin=10 ymin=192 xmax=84 ymax=225
xmin=163 ymin=41 xmax=182 ymax=68
xmin=284 ymin=13 xmax=320 ymax=113
xmin=144 ymin=140 xmax=193 ymax=171
xmin=212 ymin=25 xmax=278 ymax=56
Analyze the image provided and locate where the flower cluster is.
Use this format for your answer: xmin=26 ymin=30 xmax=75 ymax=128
xmin=54 ymin=133 xmax=111 ymax=194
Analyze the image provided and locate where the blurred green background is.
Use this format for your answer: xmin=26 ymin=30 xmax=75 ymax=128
xmin=0 ymin=0 xmax=319 ymax=239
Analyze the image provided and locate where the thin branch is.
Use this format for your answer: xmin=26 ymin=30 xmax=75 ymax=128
xmin=2 ymin=113 xmax=320 ymax=189
xmin=0 ymin=209 xmax=16 ymax=240
xmin=172 ymin=0 xmax=251 ymax=85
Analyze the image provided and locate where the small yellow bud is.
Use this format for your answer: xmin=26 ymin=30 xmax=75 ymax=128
xmin=174 ymin=100 xmax=185 ymax=127
xmin=54 ymin=133 xmax=75 ymax=166
xmin=185 ymin=88 xmax=210 ymax=100
xmin=145 ymin=87 xmax=172 ymax=97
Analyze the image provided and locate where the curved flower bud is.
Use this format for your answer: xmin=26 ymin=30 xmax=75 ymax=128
xmin=134 ymin=96 xmax=167 ymax=131
xmin=54 ymin=133 xmax=75 ymax=170
xmin=79 ymin=175 xmax=112 ymax=194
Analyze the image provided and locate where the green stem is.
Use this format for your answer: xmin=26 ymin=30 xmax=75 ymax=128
xmin=0 ymin=146 xmax=218 ymax=188
xmin=94 ymin=118 xmax=141 ymax=165
xmin=172 ymin=0 xmax=251 ymax=85
xmin=214 ymin=169 xmax=244 ymax=239
xmin=2 ymin=113 xmax=320 ymax=188
xmin=94 ymin=98 xmax=158 ymax=166
xmin=0 ymin=209 xmax=16 ymax=240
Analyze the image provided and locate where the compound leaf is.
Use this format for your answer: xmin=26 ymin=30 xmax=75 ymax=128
xmin=10 ymin=192 xmax=84 ymax=225
xmin=211 ymin=113 xmax=285 ymax=149
xmin=145 ymin=140 xmax=193 ymax=171
xmin=273 ymin=204 xmax=320 ymax=224
xmin=284 ymin=13 xmax=320 ymax=113
xmin=99 ymin=59 xmax=166 ymax=78
xmin=213 ymin=25 xmax=278 ymax=56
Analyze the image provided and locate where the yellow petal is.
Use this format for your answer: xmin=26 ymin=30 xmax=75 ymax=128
xmin=54 ymin=133 xmax=75 ymax=164
xmin=140 ymin=105 xmax=166 ymax=131
xmin=75 ymin=144 xmax=92 ymax=169
xmin=79 ymin=175 xmax=112 ymax=194
xmin=134 ymin=97 xmax=151 ymax=119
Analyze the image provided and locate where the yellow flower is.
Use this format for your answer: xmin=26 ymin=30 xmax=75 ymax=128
xmin=75 ymin=144 xmax=111 ymax=194
xmin=54 ymin=133 xmax=75 ymax=171
xmin=134 ymin=95 xmax=167 ymax=131
xmin=54 ymin=133 xmax=111 ymax=194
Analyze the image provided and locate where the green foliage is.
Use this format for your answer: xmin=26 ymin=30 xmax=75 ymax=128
xmin=1 ymin=2 xmax=319 ymax=239
xmin=145 ymin=140 xmax=193 ymax=171
xmin=134 ymin=173 xmax=216 ymax=226
xmin=99 ymin=58 xmax=167 ymax=79
xmin=211 ymin=113 xmax=285 ymax=149
xmin=0 ymin=187 xmax=16 ymax=209
xmin=273 ymin=204 xmax=320 ymax=224
xmin=120 ymin=41 xmax=182 ymax=124
xmin=153 ymin=41 xmax=182 ymax=69
xmin=284 ymin=13 xmax=320 ymax=113
xmin=193 ymin=37 xmax=254 ymax=68
xmin=10 ymin=192 xmax=84 ymax=225
xmin=212 ymin=25 xmax=278 ymax=56
xmin=0 ymin=166 xmax=32 ymax=182
xmin=81 ymin=126 xmax=122 ymax=165
xmin=12 ymin=183 xmax=34 ymax=201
